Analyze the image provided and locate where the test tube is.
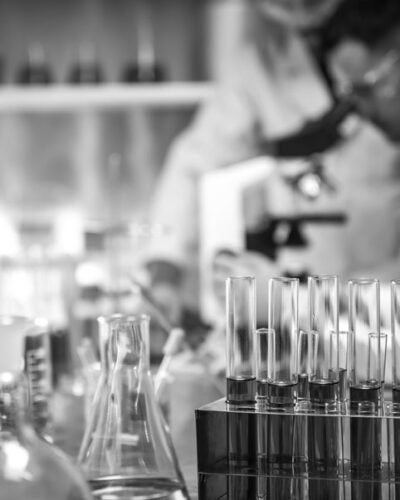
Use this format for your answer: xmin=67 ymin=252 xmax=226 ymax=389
xmin=348 ymin=278 xmax=382 ymax=401
xmin=348 ymin=278 xmax=382 ymax=500
xmin=265 ymin=277 xmax=299 ymax=500
xmin=391 ymin=279 xmax=400 ymax=496
xmin=297 ymin=329 xmax=318 ymax=400
xmin=226 ymin=277 xmax=257 ymax=500
xmin=368 ymin=332 xmax=387 ymax=388
xmin=330 ymin=331 xmax=352 ymax=401
xmin=256 ymin=328 xmax=275 ymax=400
xmin=226 ymin=276 xmax=256 ymax=405
xmin=308 ymin=275 xmax=339 ymax=402
xmin=392 ymin=279 xmax=400 ymax=402
xmin=308 ymin=276 xmax=340 ymax=500
xmin=267 ymin=277 xmax=299 ymax=406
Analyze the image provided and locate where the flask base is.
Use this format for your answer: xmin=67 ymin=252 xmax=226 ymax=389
xmin=90 ymin=476 xmax=188 ymax=500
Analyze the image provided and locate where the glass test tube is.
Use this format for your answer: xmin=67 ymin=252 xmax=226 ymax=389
xmin=348 ymin=278 xmax=382 ymax=500
xmin=265 ymin=278 xmax=299 ymax=500
xmin=226 ymin=276 xmax=256 ymax=404
xmin=297 ymin=329 xmax=318 ymax=400
xmin=308 ymin=275 xmax=339 ymax=403
xmin=330 ymin=331 xmax=352 ymax=401
xmin=391 ymin=280 xmax=400 ymax=497
xmin=256 ymin=328 xmax=275 ymax=400
xmin=368 ymin=332 xmax=387 ymax=387
xmin=392 ymin=279 xmax=400 ymax=402
xmin=307 ymin=276 xmax=340 ymax=500
xmin=267 ymin=277 xmax=299 ymax=406
xmin=348 ymin=278 xmax=382 ymax=401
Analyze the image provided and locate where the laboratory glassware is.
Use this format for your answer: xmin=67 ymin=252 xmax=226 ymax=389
xmin=122 ymin=0 xmax=165 ymax=83
xmin=78 ymin=315 xmax=189 ymax=500
xmin=330 ymin=330 xmax=352 ymax=401
xmin=297 ymin=329 xmax=318 ymax=399
xmin=256 ymin=327 xmax=275 ymax=400
xmin=225 ymin=276 xmax=257 ymax=499
xmin=267 ymin=276 xmax=299 ymax=406
xmin=308 ymin=275 xmax=339 ymax=401
xmin=16 ymin=43 xmax=53 ymax=85
xmin=68 ymin=0 xmax=104 ymax=84
xmin=391 ymin=279 xmax=400 ymax=496
xmin=308 ymin=275 xmax=340 ymax=500
xmin=348 ymin=278 xmax=383 ymax=500
xmin=348 ymin=278 xmax=382 ymax=400
xmin=0 ymin=316 xmax=53 ymax=440
xmin=264 ymin=277 xmax=299 ymax=500
xmin=392 ymin=279 xmax=400 ymax=402
xmin=23 ymin=317 xmax=53 ymax=440
xmin=0 ymin=315 xmax=93 ymax=500
xmin=225 ymin=276 xmax=256 ymax=404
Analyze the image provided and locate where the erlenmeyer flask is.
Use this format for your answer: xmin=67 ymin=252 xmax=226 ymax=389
xmin=78 ymin=314 xmax=189 ymax=500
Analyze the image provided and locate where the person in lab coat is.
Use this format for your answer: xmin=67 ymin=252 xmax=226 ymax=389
xmin=145 ymin=0 xmax=400 ymax=326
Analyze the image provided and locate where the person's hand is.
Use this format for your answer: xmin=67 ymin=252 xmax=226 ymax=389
xmin=330 ymin=32 xmax=400 ymax=142
xmin=150 ymin=281 xmax=183 ymax=329
xmin=212 ymin=250 xmax=280 ymax=323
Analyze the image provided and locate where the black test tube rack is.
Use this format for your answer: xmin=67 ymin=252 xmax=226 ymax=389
xmin=196 ymin=397 xmax=400 ymax=500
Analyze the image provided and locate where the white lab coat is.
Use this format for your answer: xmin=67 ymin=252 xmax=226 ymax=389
xmin=148 ymin=30 xmax=400 ymax=308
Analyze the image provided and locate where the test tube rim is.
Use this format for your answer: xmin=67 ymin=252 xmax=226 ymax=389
xmin=348 ymin=277 xmax=380 ymax=285
xmin=308 ymin=273 xmax=338 ymax=281
xmin=97 ymin=312 xmax=150 ymax=325
xmin=269 ymin=276 xmax=299 ymax=284
xmin=227 ymin=275 xmax=255 ymax=282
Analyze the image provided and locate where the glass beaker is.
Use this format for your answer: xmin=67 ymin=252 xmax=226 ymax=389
xmin=78 ymin=315 xmax=189 ymax=500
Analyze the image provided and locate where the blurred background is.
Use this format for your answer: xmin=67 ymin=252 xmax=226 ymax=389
xmin=0 ymin=0 xmax=400 ymax=383
xmin=0 ymin=0 xmax=235 ymax=372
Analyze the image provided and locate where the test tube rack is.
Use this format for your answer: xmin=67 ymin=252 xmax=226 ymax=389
xmin=196 ymin=397 xmax=400 ymax=500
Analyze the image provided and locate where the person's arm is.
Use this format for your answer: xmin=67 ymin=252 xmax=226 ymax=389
xmin=145 ymin=75 xmax=260 ymax=299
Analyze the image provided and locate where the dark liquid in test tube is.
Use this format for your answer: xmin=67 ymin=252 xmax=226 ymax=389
xmin=257 ymin=379 xmax=268 ymax=399
xmin=227 ymin=410 xmax=257 ymax=500
xmin=350 ymin=385 xmax=382 ymax=500
xmin=226 ymin=377 xmax=257 ymax=500
xmin=226 ymin=376 xmax=256 ymax=404
xmin=265 ymin=381 xmax=297 ymax=500
xmin=329 ymin=368 xmax=347 ymax=401
xmin=393 ymin=387 xmax=400 ymax=499
xmin=309 ymin=379 xmax=338 ymax=402
xmin=297 ymin=374 xmax=309 ymax=400
xmin=308 ymin=380 xmax=340 ymax=500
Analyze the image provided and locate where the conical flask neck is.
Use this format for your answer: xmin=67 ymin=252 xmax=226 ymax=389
xmin=110 ymin=317 xmax=150 ymax=371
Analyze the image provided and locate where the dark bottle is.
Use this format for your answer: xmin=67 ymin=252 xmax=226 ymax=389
xmin=122 ymin=0 xmax=165 ymax=83
xmin=122 ymin=61 xmax=164 ymax=84
xmin=16 ymin=43 xmax=53 ymax=85
xmin=68 ymin=43 xmax=104 ymax=84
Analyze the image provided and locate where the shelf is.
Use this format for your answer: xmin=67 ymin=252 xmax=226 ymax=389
xmin=0 ymin=83 xmax=213 ymax=112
